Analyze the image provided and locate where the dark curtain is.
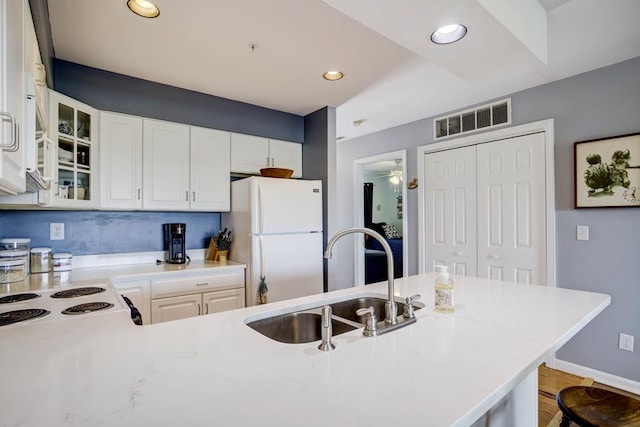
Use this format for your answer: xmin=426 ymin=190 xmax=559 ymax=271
xmin=363 ymin=182 xmax=374 ymax=227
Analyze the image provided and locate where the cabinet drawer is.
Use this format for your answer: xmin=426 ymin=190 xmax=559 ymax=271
xmin=151 ymin=270 xmax=244 ymax=299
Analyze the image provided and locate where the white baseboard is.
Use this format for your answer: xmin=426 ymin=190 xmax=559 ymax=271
xmin=553 ymin=358 xmax=640 ymax=395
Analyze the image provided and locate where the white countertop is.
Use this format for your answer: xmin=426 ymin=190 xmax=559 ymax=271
xmin=0 ymin=259 xmax=246 ymax=294
xmin=0 ymin=274 xmax=610 ymax=427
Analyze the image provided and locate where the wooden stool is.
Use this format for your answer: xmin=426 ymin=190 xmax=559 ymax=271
xmin=556 ymin=386 xmax=640 ymax=426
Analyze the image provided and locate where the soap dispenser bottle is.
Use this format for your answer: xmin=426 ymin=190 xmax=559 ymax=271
xmin=434 ymin=265 xmax=454 ymax=313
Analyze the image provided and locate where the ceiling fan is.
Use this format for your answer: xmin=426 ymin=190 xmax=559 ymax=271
xmin=377 ymin=159 xmax=403 ymax=185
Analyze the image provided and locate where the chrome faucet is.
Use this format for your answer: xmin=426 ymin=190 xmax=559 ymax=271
xmin=324 ymin=227 xmax=398 ymax=326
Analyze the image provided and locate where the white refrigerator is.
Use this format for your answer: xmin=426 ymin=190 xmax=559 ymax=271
xmin=225 ymin=177 xmax=324 ymax=306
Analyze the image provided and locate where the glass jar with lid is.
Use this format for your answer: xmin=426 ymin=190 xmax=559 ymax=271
xmin=0 ymin=250 xmax=30 ymax=275
xmin=0 ymin=238 xmax=31 ymax=273
xmin=0 ymin=259 xmax=26 ymax=283
xmin=0 ymin=238 xmax=30 ymax=252
xmin=30 ymin=247 xmax=52 ymax=274
xmin=52 ymin=253 xmax=73 ymax=272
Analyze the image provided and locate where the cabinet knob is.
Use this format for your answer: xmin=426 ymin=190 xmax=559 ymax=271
xmin=266 ymin=156 xmax=269 ymax=166
xmin=137 ymin=188 xmax=141 ymax=200
xmin=197 ymin=304 xmax=201 ymax=315
xmin=204 ymin=303 xmax=209 ymax=315
xmin=271 ymin=158 xmax=274 ymax=167
xmin=192 ymin=191 xmax=196 ymax=202
xmin=185 ymin=191 xmax=189 ymax=202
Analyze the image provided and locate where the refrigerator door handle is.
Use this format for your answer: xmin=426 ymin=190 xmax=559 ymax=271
xmin=258 ymin=183 xmax=264 ymax=234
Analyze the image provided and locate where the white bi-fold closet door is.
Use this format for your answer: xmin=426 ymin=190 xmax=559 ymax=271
xmin=424 ymin=132 xmax=547 ymax=285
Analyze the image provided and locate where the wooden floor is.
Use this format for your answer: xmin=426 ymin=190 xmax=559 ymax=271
xmin=538 ymin=364 xmax=640 ymax=426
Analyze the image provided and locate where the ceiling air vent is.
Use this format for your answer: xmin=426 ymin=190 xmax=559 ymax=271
xmin=434 ymin=99 xmax=511 ymax=140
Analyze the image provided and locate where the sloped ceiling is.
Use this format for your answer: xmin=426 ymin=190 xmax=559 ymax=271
xmin=46 ymin=0 xmax=640 ymax=140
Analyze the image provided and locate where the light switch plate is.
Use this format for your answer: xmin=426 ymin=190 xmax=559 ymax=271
xmin=50 ymin=223 xmax=64 ymax=240
xmin=576 ymin=225 xmax=589 ymax=241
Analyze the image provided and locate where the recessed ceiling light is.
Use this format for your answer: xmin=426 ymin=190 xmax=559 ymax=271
xmin=323 ymin=71 xmax=344 ymax=81
xmin=127 ymin=0 xmax=160 ymax=18
xmin=430 ymin=24 xmax=467 ymax=44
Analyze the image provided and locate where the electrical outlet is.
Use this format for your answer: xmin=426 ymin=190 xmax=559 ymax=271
xmin=50 ymin=223 xmax=64 ymax=240
xmin=619 ymin=333 xmax=634 ymax=352
xmin=576 ymin=225 xmax=589 ymax=241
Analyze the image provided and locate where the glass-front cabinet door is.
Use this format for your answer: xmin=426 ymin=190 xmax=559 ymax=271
xmin=49 ymin=91 xmax=98 ymax=207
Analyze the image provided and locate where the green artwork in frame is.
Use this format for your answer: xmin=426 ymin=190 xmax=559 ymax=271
xmin=574 ymin=133 xmax=640 ymax=208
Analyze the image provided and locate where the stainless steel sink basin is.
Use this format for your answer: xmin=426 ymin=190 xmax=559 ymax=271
xmin=246 ymin=312 xmax=357 ymax=344
xmin=246 ymin=294 xmax=424 ymax=343
xmin=330 ymin=296 xmax=422 ymax=323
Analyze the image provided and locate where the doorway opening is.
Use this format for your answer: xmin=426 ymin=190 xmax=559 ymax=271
xmin=353 ymin=150 xmax=408 ymax=286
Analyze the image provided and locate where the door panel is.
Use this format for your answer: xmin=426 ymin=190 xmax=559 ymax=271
xmin=477 ymin=133 xmax=546 ymax=285
xmin=230 ymin=133 xmax=269 ymax=174
xmin=424 ymin=146 xmax=477 ymax=275
xmin=142 ymin=119 xmax=190 ymax=210
xmin=99 ymin=112 xmax=142 ymax=209
xmin=255 ymin=179 xmax=322 ymax=233
xmin=190 ymin=127 xmax=230 ymax=211
xmin=269 ymin=139 xmax=302 ymax=178
xmin=203 ymin=288 xmax=245 ymax=315
xmin=151 ymin=294 xmax=200 ymax=324
xmin=248 ymin=233 xmax=323 ymax=306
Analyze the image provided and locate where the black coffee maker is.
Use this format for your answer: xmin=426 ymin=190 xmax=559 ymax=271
xmin=164 ymin=223 xmax=187 ymax=264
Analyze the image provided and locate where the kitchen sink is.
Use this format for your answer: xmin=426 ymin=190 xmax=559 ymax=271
xmin=246 ymin=311 xmax=357 ymax=344
xmin=246 ymin=294 xmax=425 ymax=344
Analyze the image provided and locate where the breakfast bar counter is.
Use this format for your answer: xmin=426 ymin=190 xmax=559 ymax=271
xmin=0 ymin=273 xmax=610 ymax=426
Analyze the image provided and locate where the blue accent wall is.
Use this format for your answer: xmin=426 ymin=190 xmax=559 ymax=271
xmin=0 ymin=211 xmax=220 ymax=255
xmin=304 ymin=107 xmax=335 ymax=292
xmin=54 ymin=60 xmax=304 ymax=143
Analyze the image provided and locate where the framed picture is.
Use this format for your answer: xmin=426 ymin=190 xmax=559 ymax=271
xmin=574 ymin=133 xmax=640 ymax=208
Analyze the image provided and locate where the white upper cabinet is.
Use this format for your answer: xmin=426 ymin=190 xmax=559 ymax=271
xmin=49 ymin=91 xmax=98 ymax=208
xmin=230 ymin=133 xmax=269 ymax=174
xmin=101 ymin=115 xmax=231 ymax=212
xmin=190 ymin=126 xmax=230 ymax=211
xmin=231 ymin=133 xmax=302 ymax=178
xmin=142 ymin=119 xmax=190 ymax=211
xmin=100 ymin=112 xmax=143 ymax=209
xmin=0 ymin=0 xmax=26 ymax=195
xmin=269 ymin=139 xmax=302 ymax=177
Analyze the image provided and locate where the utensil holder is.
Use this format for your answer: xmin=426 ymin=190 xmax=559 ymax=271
xmin=206 ymin=239 xmax=218 ymax=261
xmin=216 ymin=250 xmax=228 ymax=262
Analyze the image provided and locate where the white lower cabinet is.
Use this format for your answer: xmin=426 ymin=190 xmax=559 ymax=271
xmin=151 ymin=288 xmax=244 ymax=324
xmin=111 ymin=279 xmax=151 ymax=326
xmin=150 ymin=268 xmax=245 ymax=324
xmin=151 ymin=293 xmax=201 ymax=323
xmin=202 ymin=288 xmax=245 ymax=314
